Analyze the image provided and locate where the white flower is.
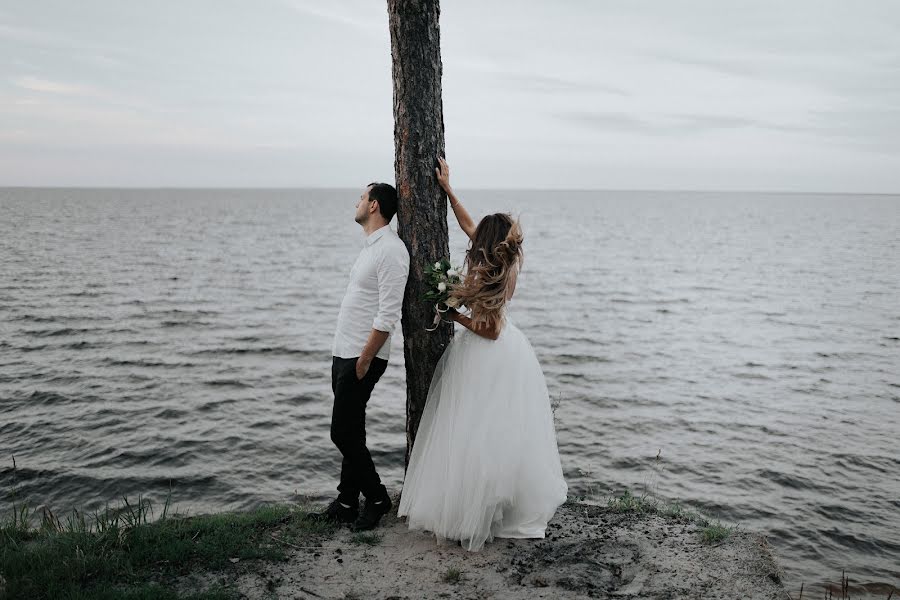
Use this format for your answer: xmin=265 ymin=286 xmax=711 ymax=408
xmin=434 ymin=262 xmax=442 ymax=269
xmin=438 ymin=282 xmax=447 ymax=292
xmin=446 ymin=269 xmax=458 ymax=278
xmin=446 ymin=296 xmax=460 ymax=308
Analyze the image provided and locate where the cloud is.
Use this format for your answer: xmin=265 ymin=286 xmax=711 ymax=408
xmin=810 ymin=107 xmax=900 ymax=154
xmin=558 ymin=110 xmax=768 ymax=136
xmin=0 ymin=23 xmax=63 ymax=45
xmin=0 ymin=0 xmax=897 ymax=190
xmin=13 ymin=76 xmax=94 ymax=96
xmin=0 ymin=21 xmax=122 ymax=58
xmin=648 ymin=52 xmax=761 ymax=80
xmin=0 ymin=19 xmax=129 ymax=74
xmin=495 ymin=72 xmax=630 ymax=97
xmin=0 ymin=91 xmax=238 ymax=149
xmin=278 ymin=0 xmax=383 ymax=35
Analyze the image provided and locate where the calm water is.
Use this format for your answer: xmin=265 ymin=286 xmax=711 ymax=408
xmin=1 ymin=188 xmax=898 ymax=592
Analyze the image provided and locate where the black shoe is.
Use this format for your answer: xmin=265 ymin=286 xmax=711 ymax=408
xmin=305 ymin=498 xmax=358 ymax=525
xmin=351 ymin=496 xmax=392 ymax=532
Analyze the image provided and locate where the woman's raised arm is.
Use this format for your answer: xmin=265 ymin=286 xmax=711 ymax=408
xmin=435 ymin=157 xmax=476 ymax=240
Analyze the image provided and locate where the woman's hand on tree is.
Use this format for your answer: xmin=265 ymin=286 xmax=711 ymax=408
xmin=435 ymin=156 xmax=451 ymax=193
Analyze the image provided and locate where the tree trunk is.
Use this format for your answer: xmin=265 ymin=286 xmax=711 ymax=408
xmin=387 ymin=0 xmax=452 ymax=466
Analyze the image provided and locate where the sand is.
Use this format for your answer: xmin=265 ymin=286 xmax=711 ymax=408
xmin=176 ymin=499 xmax=791 ymax=599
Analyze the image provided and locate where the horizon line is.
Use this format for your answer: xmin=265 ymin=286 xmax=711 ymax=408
xmin=1 ymin=185 xmax=898 ymax=197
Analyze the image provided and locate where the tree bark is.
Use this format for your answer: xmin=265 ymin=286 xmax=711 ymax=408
xmin=387 ymin=0 xmax=452 ymax=466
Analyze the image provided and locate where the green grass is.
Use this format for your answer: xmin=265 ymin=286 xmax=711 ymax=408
xmin=606 ymin=489 xmax=659 ymax=514
xmin=442 ymin=567 xmax=462 ymax=584
xmin=659 ymin=500 xmax=686 ymax=519
xmin=0 ymin=493 xmax=336 ymax=600
xmin=603 ymin=489 xmax=736 ymax=544
xmin=700 ymin=520 xmax=734 ymax=544
xmin=350 ymin=531 xmax=382 ymax=546
xmin=606 ymin=489 xmax=693 ymax=521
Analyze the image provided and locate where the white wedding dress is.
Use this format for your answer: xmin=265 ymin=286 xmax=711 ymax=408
xmin=398 ymin=312 xmax=568 ymax=551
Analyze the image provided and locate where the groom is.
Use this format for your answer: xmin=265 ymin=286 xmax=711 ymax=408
xmin=311 ymin=182 xmax=410 ymax=531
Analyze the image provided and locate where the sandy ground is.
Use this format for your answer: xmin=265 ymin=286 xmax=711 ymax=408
xmin=177 ymin=501 xmax=791 ymax=600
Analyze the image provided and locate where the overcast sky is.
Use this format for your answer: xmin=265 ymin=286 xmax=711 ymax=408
xmin=1 ymin=1 xmax=899 ymax=192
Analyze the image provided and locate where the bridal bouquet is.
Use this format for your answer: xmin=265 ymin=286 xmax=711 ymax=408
xmin=423 ymin=257 xmax=463 ymax=331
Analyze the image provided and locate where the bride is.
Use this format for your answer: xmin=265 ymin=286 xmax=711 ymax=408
xmin=397 ymin=157 xmax=568 ymax=551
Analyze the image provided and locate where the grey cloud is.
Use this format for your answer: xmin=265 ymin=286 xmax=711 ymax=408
xmin=653 ymin=49 xmax=900 ymax=106
xmin=13 ymin=76 xmax=94 ymax=96
xmin=558 ymin=111 xmax=648 ymax=133
xmin=560 ymin=107 xmax=900 ymax=155
xmin=647 ymin=52 xmax=761 ymax=79
xmin=278 ymin=0 xmax=383 ymax=35
xmin=497 ymin=72 xmax=629 ymax=97
xmin=1 ymin=0 xmax=898 ymax=190
xmin=810 ymin=107 xmax=900 ymax=153
xmin=558 ymin=111 xmax=766 ymax=135
xmin=0 ymin=23 xmax=65 ymax=45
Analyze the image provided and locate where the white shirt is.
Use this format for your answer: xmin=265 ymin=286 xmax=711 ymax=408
xmin=332 ymin=225 xmax=410 ymax=360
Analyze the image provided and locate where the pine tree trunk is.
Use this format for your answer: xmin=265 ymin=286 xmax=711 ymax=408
xmin=387 ymin=0 xmax=453 ymax=466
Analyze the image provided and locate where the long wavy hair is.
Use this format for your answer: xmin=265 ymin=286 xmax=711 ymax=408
xmin=450 ymin=213 xmax=523 ymax=330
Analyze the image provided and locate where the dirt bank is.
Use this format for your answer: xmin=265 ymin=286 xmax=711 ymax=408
xmin=177 ymin=499 xmax=790 ymax=599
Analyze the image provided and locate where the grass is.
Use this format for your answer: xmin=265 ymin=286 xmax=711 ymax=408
xmin=700 ymin=520 xmax=734 ymax=544
xmin=442 ymin=566 xmax=462 ymax=584
xmin=603 ymin=489 xmax=737 ymax=544
xmin=583 ymin=487 xmax=899 ymax=598
xmin=606 ymin=489 xmax=658 ymax=514
xmin=548 ymin=451 xmax=738 ymax=546
xmin=786 ymin=571 xmax=898 ymax=600
xmin=659 ymin=500 xmax=686 ymax=519
xmin=349 ymin=531 xmax=382 ymax=546
xmin=0 ymin=489 xmax=337 ymax=600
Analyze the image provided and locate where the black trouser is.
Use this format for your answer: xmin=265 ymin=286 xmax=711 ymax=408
xmin=331 ymin=355 xmax=389 ymax=506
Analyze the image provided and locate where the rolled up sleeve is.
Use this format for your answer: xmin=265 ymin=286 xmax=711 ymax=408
xmin=372 ymin=244 xmax=410 ymax=333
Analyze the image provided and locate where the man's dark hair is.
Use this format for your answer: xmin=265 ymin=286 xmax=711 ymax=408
xmin=367 ymin=182 xmax=398 ymax=222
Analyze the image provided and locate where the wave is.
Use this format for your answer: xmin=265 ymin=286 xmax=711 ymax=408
xmin=23 ymin=327 xmax=97 ymax=337
xmin=731 ymin=371 xmax=772 ymax=380
xmin=63 ymin=291 xmax=103 ymax=298
xmin=203 ymin=379 xmax=252 ymax=388
xmin=9 ymin=314 xmax=59 ymax=323
xmin=154 ymin=408 xmax=189 ymax=420
xmin=104 ymin=358 xmax=199 ymax=368
xmin=160 ymin=320 xmax=217 ymax=328
xmin=545 ymin=353 xmax=612 ymax=366
xmin=61 ymin=340 xmax=100 ymax=349
xmin=757 ymin=468 xmax=832 ymax=494
xmin=185 ymin=346 xmax=324 ymax=358
xmin=0 ymin=467 xmax=226 ymax=512
xmin=27 ymin=390 xmax=75 ymax=405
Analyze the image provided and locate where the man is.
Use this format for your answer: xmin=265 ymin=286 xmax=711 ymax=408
xmin=311 ymin=182 xmax=410 ymax=531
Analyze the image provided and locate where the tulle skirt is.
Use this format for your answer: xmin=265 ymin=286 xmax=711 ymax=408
xmin=398 ymin=317 xmax=568 ymax=551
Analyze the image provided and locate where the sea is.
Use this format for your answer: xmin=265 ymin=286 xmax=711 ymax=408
xmin=1 ymin=188 xmax=897 ymax=594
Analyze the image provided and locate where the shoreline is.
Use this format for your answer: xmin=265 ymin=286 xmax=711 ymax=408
xmin=188 ymin=498 xmax=791 ymax=600
xmin=1 ymin=490 xmax=797 ymax=599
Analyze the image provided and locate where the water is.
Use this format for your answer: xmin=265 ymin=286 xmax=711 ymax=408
xmin=1 ymin=188 xmax=898 ymax=592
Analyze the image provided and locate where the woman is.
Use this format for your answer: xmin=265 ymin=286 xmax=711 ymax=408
xmin=398 ymin=157 xmax=567 ymax=551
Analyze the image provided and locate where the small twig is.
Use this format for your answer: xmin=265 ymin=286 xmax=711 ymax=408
xmin=268 ymin=534 xmax=341 ymax=550
xmin=299 ymin=586 xmax=323 ymax=598
xmin=270 ymin=533 xmax=304 ymax=550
